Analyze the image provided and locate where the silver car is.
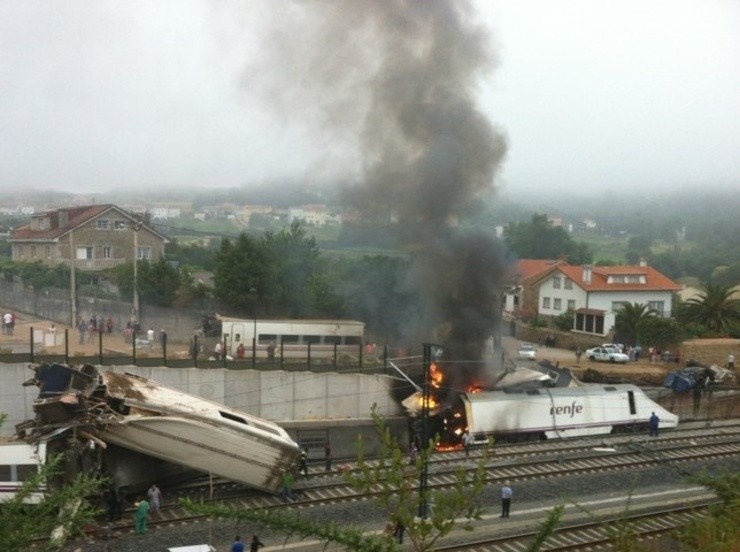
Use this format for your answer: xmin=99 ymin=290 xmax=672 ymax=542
xmin=518 ymin=344 xmax=537 ymax=360
xmin=585 ymin=346 xmax=630 ymax=363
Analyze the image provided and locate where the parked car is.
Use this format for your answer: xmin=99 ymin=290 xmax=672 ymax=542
xmin=601 ymin=343 xmax=625 ymax=352
xmin=586 ymin=346 xmax=630 ymax=363
xmin=518 ymin=343 xmax=537 ymax=360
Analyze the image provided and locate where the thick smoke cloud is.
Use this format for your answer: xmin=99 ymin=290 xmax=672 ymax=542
xmin=250 ymin=1 xmax=509 ymax=376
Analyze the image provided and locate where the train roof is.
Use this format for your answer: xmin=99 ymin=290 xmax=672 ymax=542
xmin=217 ymin=316 xmax=365 ymax=326
xmin=464 ymin=383 xmax=642 ymax=401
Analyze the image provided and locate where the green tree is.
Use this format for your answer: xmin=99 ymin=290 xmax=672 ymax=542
xmin=678 ymin=283 xmax=740 ymax=336
xmin=262 ymin=221 xmax=322 ymax=317
xmin=504 ymin=214 xmax=592 ymax=264
xmin=136 ymin=257 xmax=182 ymax=307
xmin=638 ymin=317 xmax=685 ymax=350
xmin=212 ymin=233 xmax=269 ymax=313
xmin=345 ymin=405 xmax=490 ymax=552
xmin=614 ymin=303 xmax=658 ymax=346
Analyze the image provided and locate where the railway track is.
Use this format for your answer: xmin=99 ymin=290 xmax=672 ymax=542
xmin=107 ymin=423 xmax=740 ymax=534
xmin=431 ymin=501 xmax=715 ymax=551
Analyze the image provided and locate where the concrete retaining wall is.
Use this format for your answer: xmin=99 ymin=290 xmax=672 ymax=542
xmin=0 ymin=363 xmax=403 ymax=438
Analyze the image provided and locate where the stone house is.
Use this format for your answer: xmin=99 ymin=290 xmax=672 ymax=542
xmin=9 ymin=204 xmax=168 ymax=271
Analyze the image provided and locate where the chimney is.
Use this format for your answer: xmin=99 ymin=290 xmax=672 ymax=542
xmin=582 ymin=264 xmax=592 ymax=284
xmin=638 ymin=257 xmax=647 ymax=267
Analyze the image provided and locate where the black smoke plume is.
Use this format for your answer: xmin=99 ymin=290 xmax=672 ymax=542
xmin=249 ymin=1 xmax=509 ymax=386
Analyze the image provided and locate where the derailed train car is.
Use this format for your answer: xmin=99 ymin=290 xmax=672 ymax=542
xmin=13 ymin=363 xmax=300 ymax=495
xmin=448 ymin=384 xmax=678 ymax=442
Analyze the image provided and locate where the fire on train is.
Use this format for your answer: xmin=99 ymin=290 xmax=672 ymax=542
xmin=404 ymin=363 xmax=679 ymax=445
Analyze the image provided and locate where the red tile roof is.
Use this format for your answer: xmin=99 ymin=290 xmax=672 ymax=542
xmin=506 ymin=259 xmax=565 ymax=283
xmin=557 ymin=265 xmax=681 ymax=292
xmin=10 ymin=205 xmax=116 ymax=241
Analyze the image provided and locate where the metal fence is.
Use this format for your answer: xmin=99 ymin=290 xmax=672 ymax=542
xmin=0 ymin=326 xmax=391 ymax=374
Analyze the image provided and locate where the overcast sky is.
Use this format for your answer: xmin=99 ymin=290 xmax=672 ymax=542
xmin=1 ymin=0 xmax=738 ymax=199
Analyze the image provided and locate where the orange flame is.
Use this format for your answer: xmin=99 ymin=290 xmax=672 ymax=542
xmin=417 ymin=394 xmax=438 ymax=410
xmin=430 ymin=362 xmax=443 ymax=389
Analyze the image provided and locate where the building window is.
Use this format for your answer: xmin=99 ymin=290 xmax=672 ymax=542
xmin=96 ymin=219 xmax=109 ymax=230
xmin=648 ymin=301 xmax=665 ymax=316
xmin=554 ymin=298 xmax=562 ymax=310
xmin=564 ymin=278 xmax=572 ymax=290
xmin=567 ymin=299 xmax=576 ymax=311
xmin=114 ymin=220 xmax=127 ymax=230
xmin=76 ymin=246 xmax=93 ymax=260
xmin=137 ymin=247 xmax=151 ymax=260
xmin=553 ymin=276 xmax=561 ymax=289
xmin=611 ymin=301 xmax=629 ymax=312
xmin=542 ymin=297 xmax=551 ymax=309
xmin=102 ymin=246 xmax=112 ymax=259
xmin=31 ymin=246 xmax=37 ymax=258
xmin=45 ymin=245 xmax=52 ymax=259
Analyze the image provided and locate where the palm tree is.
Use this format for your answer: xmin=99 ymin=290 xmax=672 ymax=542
xmin=679 ymin=283 xmax=740 ymax=336
xmin=615 ymin=302 xmax=658 ymax=346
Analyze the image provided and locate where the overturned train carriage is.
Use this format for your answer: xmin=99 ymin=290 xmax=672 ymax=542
xmin=21 ymin=363 xmax=300 ymax=494
xmin=449 ymin=384 xmax=678 ymax=442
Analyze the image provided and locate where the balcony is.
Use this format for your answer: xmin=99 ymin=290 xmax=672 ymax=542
xmin=59 ymin=258 xmax=129 ymax=271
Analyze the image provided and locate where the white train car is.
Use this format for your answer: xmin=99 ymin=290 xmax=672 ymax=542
xmin=99 ymin=371 xmax=300 ymax=494
xmin=218 ymin=317 xmax=365 ymax=358
xmin=23 ymin=363 xmax=301 ymax=495
xmin=460 ymin=384 xmax=678 ymax=441
xmin=0 ymin=440 xmax=47 ymax=504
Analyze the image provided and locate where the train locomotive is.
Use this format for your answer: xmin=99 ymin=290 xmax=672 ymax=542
xmin=448 ymin=384 xmax=678 ymax=443
xmin=405 ymin=362 xmax=678 ymax=445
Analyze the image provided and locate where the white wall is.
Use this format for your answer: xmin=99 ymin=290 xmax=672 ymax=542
xmin=0 ymin=363 xmax=404 ymax=437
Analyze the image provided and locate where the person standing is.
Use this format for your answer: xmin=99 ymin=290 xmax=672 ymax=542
xmin=408 ymin=442 xmax=418 ymax=465
xmin=105 ymin=482 xmax=122 ymax=521
xmin=214 ymin=341 xmax=223 ymax=360
xmin=134 ymin=497 xmax=149 ymax=534
xmin=575 ymin=347 xmax=582 ymax=364
xmin=249 ymin=535 xmax=264 ymax=552
xmin=462 ymin=431 xmax=473 ymax=457
xmin=649 ymin=412 xmax=660 ymax=437
xmin=728 ymin=353 xmax=735 ymax=370
xmin=281 ymin=470 xmax=296 ymax=502
xmin=501 ymin=481 xmax=513 ymax=518
xmin=229 ymin=535 xmax=245 ymax=552
xmin=147 ymin=484 xmax=163 ymax=514
xmin=78 ymin=319 xmax=88 ymax=344
xmin=298 ymin=448 xmax=309 ymax=478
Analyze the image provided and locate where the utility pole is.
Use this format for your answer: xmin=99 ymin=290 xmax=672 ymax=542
xmin=132 ymin=219 xmax=143 ymax=321
xmin=418 ymin=342 xmax=442 ymax=519
xmin=70 ymin=229 xmax=77 ymax=327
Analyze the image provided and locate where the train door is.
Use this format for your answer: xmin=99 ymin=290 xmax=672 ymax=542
xmin=225 ymin=323 xmax=248 ymax=356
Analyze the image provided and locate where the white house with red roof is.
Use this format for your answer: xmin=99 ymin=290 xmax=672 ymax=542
xmin=503 ymin=258 xmax=682 ymax=336
xmin=535 ymin=260 xmax=681 ymax=336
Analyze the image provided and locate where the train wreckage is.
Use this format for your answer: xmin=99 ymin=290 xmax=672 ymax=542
xmin=14 ymin=363 xmax=300 ymax=494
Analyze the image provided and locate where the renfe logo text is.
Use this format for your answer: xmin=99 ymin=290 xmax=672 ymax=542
xmin=550 ymin=401 xmax=583 ymax=418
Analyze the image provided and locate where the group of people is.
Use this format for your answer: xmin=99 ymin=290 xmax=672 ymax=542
xmin=231 ymin=535 xmax=264 ymax=552
xmin=76 ymin=314 xmax=115 ymax=344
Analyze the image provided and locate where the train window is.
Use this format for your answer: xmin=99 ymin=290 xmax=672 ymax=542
xmin=16 ymin=464 xmax=37 ymax=480
xmin=525 ymin=390 xmax=541 ymax=395
xmin=325 ymin=336 xmax=341 ymax=345
xmin=604 ymin=386 xmax=617 ymax=391
xmin=305 ymin=335 xmax=321 ymax=344
xmin=260 ymin=334 xmax=277 ymax=344
xmin=220 ymin=411 xmax=247 ymax=425
xmin=282 ymin=335 xmax=299 ymax=344
xmin=628 ymin=391 xmax=636 ymax=415
xmin=345 ymin=336 xmax=361 ymax=345
xmin=0 ymin=465 xmax=11 ymax=480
